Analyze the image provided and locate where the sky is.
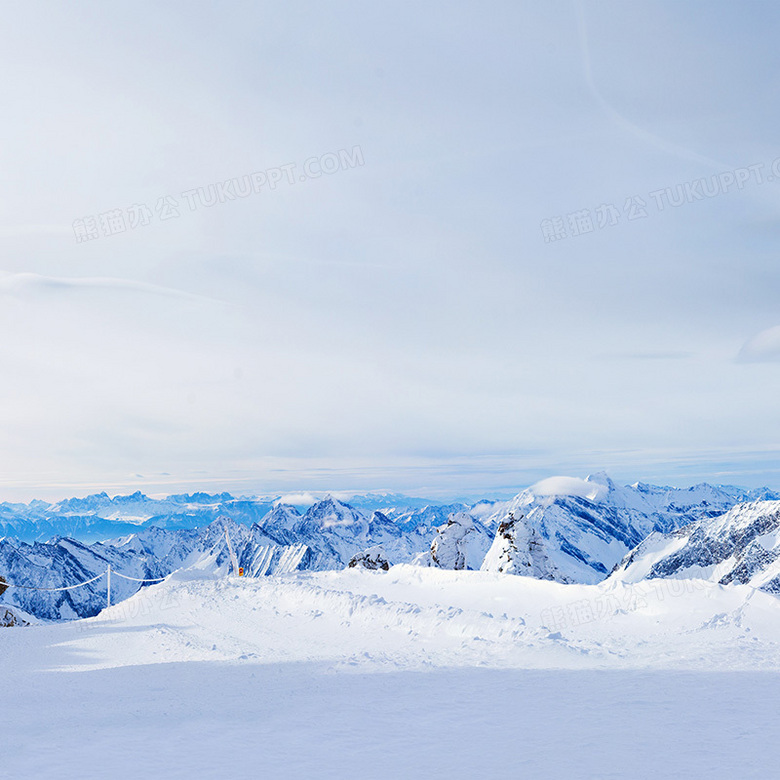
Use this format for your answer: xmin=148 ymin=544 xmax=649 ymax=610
xmin=0 ymin=0 xmax=779 ymax=501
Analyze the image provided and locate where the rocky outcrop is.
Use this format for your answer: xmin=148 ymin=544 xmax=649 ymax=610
xmin=414 ymin=512 xmax=492 ymax=571
xmin=0 ymin=606 xmax=29 ymax=627
xmin=481 ymin=512 xmax=571 ymax=581
xmin=347 ymin=546 xmax=390 ymax=571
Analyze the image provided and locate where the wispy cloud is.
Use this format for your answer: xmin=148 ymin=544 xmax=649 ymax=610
xmin=737 ymin=325 xmax=780 ymax=363
xmin=596 ymin=351 xmax=694 ymax=362
xmin=0 ymin=272 xmax=224 ymax=305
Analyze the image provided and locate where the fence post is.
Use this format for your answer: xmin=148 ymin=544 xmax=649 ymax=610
xmin=107 ymin=564 xmax=111 ymax=609
xmin=223 ymin=524 xmax=239 ymax=577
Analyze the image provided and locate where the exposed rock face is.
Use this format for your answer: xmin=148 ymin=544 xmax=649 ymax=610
xmin=481 ymin=512 xmax=571 ymax=581
xmin=610 ymin=500 xmax=780 ymax=593
xmin=0 ymin=606 xmax=29 ymax=627
xmin=417 ymin=512 xmax=492 ymax=571
xmin=347 ymin=546 xmax=390 ymax=571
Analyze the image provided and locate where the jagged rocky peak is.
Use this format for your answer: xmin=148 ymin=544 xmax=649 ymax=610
xmin=383 ymin=503 xmax=467 ymax=534
xmin=210 ymin=514 xmax=245 ymax=536
xmin=364 ymin=511 xmax=403 ymax=545
xmin=262 ymin=503 xmax=303 ymax=531
xmin=431 ymin=512 xmax=474 ymax=570
xmin=477 ymin=472 xmax=780 ymax=585
xmin=481 ymin=510 xmax=570 ymax=582
xmin=348 ymin=546 xmax=390 ymax=571
xmin=54 ymin=491 xmax=114 ymax=514
xmin=367 ymin=509 xmax=396 ymax=530
xmin=413 ymin=511 xmax=492 ymax=571
xmin=610 ymin=499 xmax=780 ymax=593
xmin=302 ymin=497 xmax=366 ymax=528
xmin=479 ymin=480 xmax=639 ymax=585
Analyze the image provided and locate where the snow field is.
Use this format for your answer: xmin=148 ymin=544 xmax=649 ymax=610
xmin=3 ymin=566 xmax=780 ymax=779
xmin=34 ymin=565 xmax=780 ymax=673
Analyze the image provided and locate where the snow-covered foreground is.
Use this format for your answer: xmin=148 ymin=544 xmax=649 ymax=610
xmin=3 ymin=566 xmax=780 ymax=778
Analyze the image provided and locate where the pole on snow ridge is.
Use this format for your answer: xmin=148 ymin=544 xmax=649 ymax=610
xmin=220 ymin=516 xmax=240 ymax=577
xmin=224 ymin=528 xmax=240 ymax=577
xmin=106 ymin=564 xmax=111 ymax=609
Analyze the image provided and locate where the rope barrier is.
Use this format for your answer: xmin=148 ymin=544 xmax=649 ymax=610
xmin=1 ymin=566 xmax=165 ymax=613
xmin=2 ymin=521 xmax=235 ymax=610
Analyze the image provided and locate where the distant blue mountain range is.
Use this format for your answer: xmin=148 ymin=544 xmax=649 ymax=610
xmin=0 ymin=490 xmax=451 ymax=543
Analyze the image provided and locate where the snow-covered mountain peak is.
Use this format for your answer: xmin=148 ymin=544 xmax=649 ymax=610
xmin=478 ymin=472 xmax=772 ymax=585
xmin=585 ymin=470 xmax=616 ymax=488
xmin=610 ymin=499 xmax=780 ymax=592
xmin=301 ymin=497 xmax=366 ymax=530
xmin=413 ymin=511 xmax=492 ymax=571
xmin=261 ymin=503 xmax=302 ymax=533
xmin=530 ymin=475 xmax=611 ymax=503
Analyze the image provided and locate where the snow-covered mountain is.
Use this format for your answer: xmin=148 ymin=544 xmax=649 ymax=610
xmin=0 ymin=533 xmax=167 ymax=620
xmin=413 ymin=512 xmax=493 ymax=570
xmin=381 ymin=503 xmax=469 ymax=533
xmin=262 ymin=498 xmax=435 ymax=566
xmin=4 ymin=478 xmax=780 ymax=620
xmin=610 ymin=499 xmax=780 ymax=593
xmin=480 ymin=473 xmax=779 ymax=584
xmin=0 ymin=498 xmax=440 ymax=619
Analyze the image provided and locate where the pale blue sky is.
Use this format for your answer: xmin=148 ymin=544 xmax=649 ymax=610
xmin=0 ymin=1 xmax=778 ymax=499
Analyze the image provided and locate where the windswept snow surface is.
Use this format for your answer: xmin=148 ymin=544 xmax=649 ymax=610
xmin=2 ymin=567 xmax=780 ymax=778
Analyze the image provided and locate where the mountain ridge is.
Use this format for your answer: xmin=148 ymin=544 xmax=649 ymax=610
xmin=3 ymin=477 xmax=780 ymax=621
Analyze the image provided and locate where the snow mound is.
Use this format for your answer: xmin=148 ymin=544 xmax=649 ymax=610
xmin=348 ymin=546 xmax=390 ymax=571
